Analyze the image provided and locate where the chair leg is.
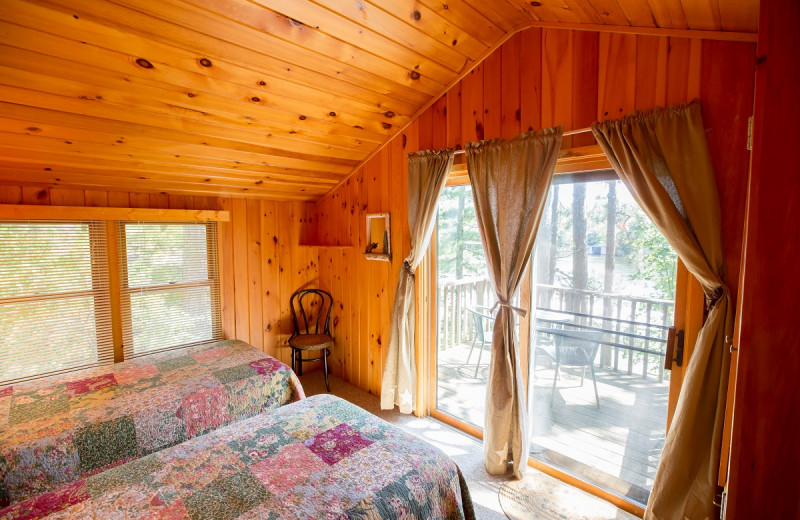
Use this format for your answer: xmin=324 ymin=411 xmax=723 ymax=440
xmin=473 ymin=341 xmax=485 ymax=378
xmin=323 ymin=348 xmax=330 ymax=392
xmin=589 ymin=363 xmax=600 ymax=408
xmin=290 ymin=348 xmax=296 ymax=373
xmin=297 ymin=350 xmax=303 ymax=376
xmin=466 ymin=337 xmax=478 ymax=364
xmin=550 ymin=360 xmax=560 ymax=404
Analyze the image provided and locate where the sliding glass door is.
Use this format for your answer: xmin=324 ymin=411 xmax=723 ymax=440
xmin=434 ymin=184 xmax=490 ymax=428
xmin=527 ymin=174 xmax=676 ymax=505
xmin=431 ymin=171 xmax=679 ymax=508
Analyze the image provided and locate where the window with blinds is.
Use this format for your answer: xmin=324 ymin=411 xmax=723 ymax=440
xmin=0 ymin=221 xmax=113 ymax=385
xmin=119 ymin=221 xmax=221 ymax=358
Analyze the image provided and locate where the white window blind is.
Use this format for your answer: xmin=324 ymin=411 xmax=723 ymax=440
xmin=0 ymin=221 xmax=113 ymax=385
xmin=119 ymin=221 xmax=221 ymax=358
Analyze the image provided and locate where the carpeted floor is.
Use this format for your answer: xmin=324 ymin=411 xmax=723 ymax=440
xmin=298 ymin=371 xmax=641 ymax=520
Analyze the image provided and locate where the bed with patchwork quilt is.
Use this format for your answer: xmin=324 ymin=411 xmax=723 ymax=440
xmin=0 ymin=394 xmax=475 ymax=520
xmin=0 ymin=339 xmax=304 ymax=507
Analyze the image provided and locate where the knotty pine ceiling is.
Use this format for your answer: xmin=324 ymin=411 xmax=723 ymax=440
xmin=0 ymin=0 xmax=758 ymax=201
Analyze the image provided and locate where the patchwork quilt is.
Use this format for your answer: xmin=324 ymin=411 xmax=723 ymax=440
xmin=0 ymin=394 xmax=475 ymax=520
xmin=0 ymin=340 xmax=304 ymax=506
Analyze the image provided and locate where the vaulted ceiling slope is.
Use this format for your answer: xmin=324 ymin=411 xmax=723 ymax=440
xmin=0 ymin=0 xmax=758 ymax=201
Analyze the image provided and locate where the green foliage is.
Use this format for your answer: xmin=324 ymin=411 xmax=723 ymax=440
xmin=436 ymin=186 xmax=487 ymax=280
xmin=623 ymin=211 xmax=677 ymax=299
xmin=435 ymin=181 xmax=677 ymax=301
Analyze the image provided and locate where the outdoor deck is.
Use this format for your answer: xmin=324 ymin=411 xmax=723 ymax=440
xmin=436 ymin=343 xmax=668 ymax=504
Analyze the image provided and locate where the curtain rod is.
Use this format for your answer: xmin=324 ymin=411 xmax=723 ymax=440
xmin=452 ymin=127 xmax=593 ymax=155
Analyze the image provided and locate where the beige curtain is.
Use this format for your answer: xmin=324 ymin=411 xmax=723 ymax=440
xmin=466 ymin=127 xmax=563 ymax=477
xmin=381 ymin=148 xmax=455 ymax=414
xmin=592 ymin=101 xmax=732 ymax=520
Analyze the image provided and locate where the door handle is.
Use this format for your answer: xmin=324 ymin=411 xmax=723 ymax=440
xmin=664 ymin=327 xmax=685 ymax=371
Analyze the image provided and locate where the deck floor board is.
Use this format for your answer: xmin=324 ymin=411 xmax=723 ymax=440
xmin=435 ymin=343 xmax=668 ymax=502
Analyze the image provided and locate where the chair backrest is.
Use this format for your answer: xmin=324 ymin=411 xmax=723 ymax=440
xmin=289 ymin=289 xmax=333 ymax=336
xmin=468 ymin=308 xmax=485 ymax=343
xmin=540 ymin=328 xmax=605 ymax=366
xmin=468 ymin=307 xmax=495 ymax=343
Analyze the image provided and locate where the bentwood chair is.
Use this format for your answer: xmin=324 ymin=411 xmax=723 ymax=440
xmin=288 ymin=289 xmax=334 ymax=392
xmin=538 ymin=328 xmax=604 ymax=408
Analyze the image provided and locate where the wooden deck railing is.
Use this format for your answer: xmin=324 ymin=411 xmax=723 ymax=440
xmin=437 ymin=279 xmax=674 ymax=382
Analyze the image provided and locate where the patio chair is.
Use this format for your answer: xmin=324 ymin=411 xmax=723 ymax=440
xmin=538 ymin=328 xmax=604 ymax=408
xmin=466 ymin=306 xmax=495 ymax=378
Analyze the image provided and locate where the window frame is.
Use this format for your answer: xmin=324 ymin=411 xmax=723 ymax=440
xmin=117 ymin=220 xmax=222 ymax=359
xmin=424 ymin=148 xmax=695 ymax=517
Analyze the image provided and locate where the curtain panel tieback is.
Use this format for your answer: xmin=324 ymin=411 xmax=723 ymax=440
xmin=707 ymin=285 xmax=725 ymax=309
xmin=380 ymin=147 xmax=455 ymax=414
xmin=466 ymin=126 xmax=563 ymax=478
xmin=490 ymin=300 xmax=528 ymax=317
xmin=591 ymin=100 xmax=732 ymax=520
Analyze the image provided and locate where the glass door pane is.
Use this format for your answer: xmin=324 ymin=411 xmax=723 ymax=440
xmin=528 ymin=175 xmax=676 ymax=506
xmin=434 ymin=184 xmax=491 ymax=427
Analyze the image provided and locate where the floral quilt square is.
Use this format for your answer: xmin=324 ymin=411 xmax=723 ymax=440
xmin=134 ymin=409 xmax=186 ymax=454
xmin=0 ymin=386 xmax=12 ymax=398
xmin=65 ymin=374 xmax=117 ymax=397
xmin=0 ymin=398 xmax=10 ymax=430
xmin=152 ymin=441 xmax=244 ymax=495
xmin=0 ymin=413 xmax=74 ymax=450
xmin=213 ymin=364 xmax=258 ymax=385
xmin=225 ymin=425 xmax=295 ymax=465
xmin=348 ymin=416 xmax=395 ymax=442
xmin=223 ymin=378 xmax=272 ymax=419
xmin=304 ymin=423 xmax=374 ymax=466
xmin=250 ymin=443 xmax=328 ymax=495
xmin=191 ymin=347 xmax=230 ymax=364
xmin=281 ymin=409 xmax=340 ymax=441
xmin=177 ymin=385 xmax=231 ymax=438
xmin=85 ymin=453 xmax=162 ymax=496
xmin=8 ymin=393 xmax=69 ymax=426
xmin=71 ymin=482 xmax=186 ymax=520
xmin=3 ymin=433 xmax=80 ymax=502
xmin=248 ymin=358 xmax=285 ymax=375
xmin=75 ymin=416 xmax=138 ymax=474
xmin=154 ymin=355 xmax=197 ymax=373
xmin=66 ymin=385 xmax=122 ymax=415
xmin=183 ymin=470 xmax=269 ymax=520
xmin=279 ymin=440 xmax=413 ymax=516
xmin=0 ymin=479 xmax=89 ymax=520
xmin=113 ymin=364 xmax=159 ymax=386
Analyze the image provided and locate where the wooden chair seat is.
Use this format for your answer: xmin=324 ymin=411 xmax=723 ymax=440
xmin=289 ymin=334 xmax=333 ymax=351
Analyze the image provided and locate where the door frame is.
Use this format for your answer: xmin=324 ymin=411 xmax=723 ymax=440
xmin=420 ymin=149 xmax=705 ymax=517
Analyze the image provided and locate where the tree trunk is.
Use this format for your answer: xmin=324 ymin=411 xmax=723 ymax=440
xmin=572 ymin=183 xmax=588 ymax=316
xmin=454 ymin=186 xmax=466 ymax=279
xmin=545 ymin=186 xmax=559 ymax=307
xmin=536 ymin=194 xmax=552 ymax=305
xmin=601 ymin=181 xmax=617 ymax=366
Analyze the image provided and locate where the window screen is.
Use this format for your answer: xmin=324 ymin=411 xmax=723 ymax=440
xmin=119 ymin=221 xmax=221 ymax=357
xmin=0 ymin=221 xmax=113 ymax=385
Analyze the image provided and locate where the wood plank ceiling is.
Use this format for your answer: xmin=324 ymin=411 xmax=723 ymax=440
xmin=0 ymin=0 xmax=758 ymax=200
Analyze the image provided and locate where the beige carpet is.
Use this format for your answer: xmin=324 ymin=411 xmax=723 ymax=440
xmin=298 ymin=371 xmax=640 ymax=520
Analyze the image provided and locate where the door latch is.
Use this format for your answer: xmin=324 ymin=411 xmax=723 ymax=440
xmin=665 ymin=327 xmax=685 ymax=370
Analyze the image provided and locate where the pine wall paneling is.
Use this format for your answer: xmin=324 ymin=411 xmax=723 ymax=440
xmin=216 ymin=198 xmax=320 ymax=368
xmin=313 ymin=27 xmax=756 ymax=420
xmin=726 ymin=0 xmax=800 ymax=517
